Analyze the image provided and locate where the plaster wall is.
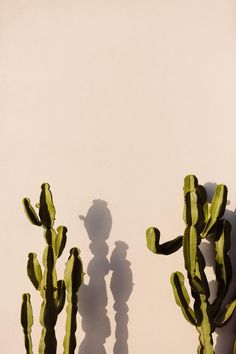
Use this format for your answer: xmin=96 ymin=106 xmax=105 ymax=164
xmin=1 ymin=1 xmax=236 ymax=353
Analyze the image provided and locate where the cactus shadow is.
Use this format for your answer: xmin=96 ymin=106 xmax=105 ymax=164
xmin=78 ymin=199 xmax=112 ymax=354
xmin=204 ymin=182 xmax=236 ymax=354
xmin=110 ymin=241 xmax=133 ymax=354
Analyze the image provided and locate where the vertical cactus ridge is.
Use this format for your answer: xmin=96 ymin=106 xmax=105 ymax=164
xmin=211 ymin=219 xmax=232 ymax=315
xmin=183 ymin=175 xmax=198 ymax=194
xmin=21 ymin=293 xmax=34 ymax=354
xmin=63 ymin=247 xmax=83 ymax=354
xmin=146 ymin=175 xmax=236 ymax=354
xmin=39 ymin=245 xmax=58 ymax=354
xmin=57 ymin=280 xmax=66 ymax=314
xmin=55 ymin=226 xmax=67 ymax=258
xmin=39 ymin=183 xmax=56 ymax=229
xmin=183 ymin=226 xmax=198 ymax=277
xmin=202 ymin=184 xmax=227 ymax=238
xmin=21 ymin=184 xmax=83 ymax=354
xmin=146 ymin=227 xmax=183 ymax=255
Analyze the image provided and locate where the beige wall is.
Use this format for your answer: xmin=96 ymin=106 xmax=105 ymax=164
xmin=1 ymin=1 xmax=236 ymax=353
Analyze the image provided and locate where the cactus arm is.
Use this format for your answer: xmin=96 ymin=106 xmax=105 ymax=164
xmin=27 ymin=253 xmax=42 ymax=290
xmin=214 ymin=299 xmax=236 ymax=327
xmin=22 ymin=198 xmax=42 ymax=226
xmin=57 ymin=280 xmax=66 ymax=314
xmin=21 ymin=293 xmax=34 ymax=354
xmin=63 ymin=247 xmax=83 ymax=354
xmin=171 ymin=272 xmax=196 ymax=325
xmin=211 ymin=220 xmax=232 ymax=315
xmin=55 ymin=226 xmax=67 ymax=258
xmin=146 ymin=227 xmax=183 ymax=255
xmin=39 ymin=183 xmax=56 ymax=229
xmin=38 ymin=246 xmax=58 ymax=354
xmin=202 ymin=184 xmax=227 ymax=238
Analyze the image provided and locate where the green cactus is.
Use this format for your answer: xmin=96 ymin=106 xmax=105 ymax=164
xmin=146 ymin=175 xmax=236 ymax=354
xmin=21 ymin=184 xmax=84 ymax=354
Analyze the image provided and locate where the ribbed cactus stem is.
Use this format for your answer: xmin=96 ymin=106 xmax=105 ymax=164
xmin=63 ymin=247 xmax=83 ymax=354
xmin=21 ymin=183 xmax=83 ymax=354
xmin=38 ymin=242 xmax=58 ymax=354
xmin=196 ymin=295 xmax=214 ymax=354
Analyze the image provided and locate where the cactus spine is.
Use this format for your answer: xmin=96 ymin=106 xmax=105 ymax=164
xmin=146 ymin=175 xmax=236 ymax=354
xmin=21 ymin=184 xmax=83 ymax=354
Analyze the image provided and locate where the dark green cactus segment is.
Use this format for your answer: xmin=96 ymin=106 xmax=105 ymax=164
xmin=27 ymin=253 xmax=42 ymax=290
xmin=183 ymin=226 xmax=198 ymax=277
xmin=43 ymin=228 xmax=57 ymax=246
xmin=23 ymin=198 xmax=42 ymax=226
xmin=41 ymin=246 xmax=57 ymax=296
xmin=202 ymin=184 xmax=227 ymax=238
xmin=63 ymin=247 xmax=83 ymax=354
xmin=211 ymin=220 xmax=232 ymax=315
xmin=57 ymin=280 xmax=66 ymax=314
xmin=39 ymin=183 xmax=56 ymax=229
xmin=214 ymin=299 xmax=236 ymax=327
xmin=55 ymin=226 xmax=67 ymax=258
xmin=188 ymin=249 xmax=210 ymax=298
xmin=171 ymin=272 xmax=196 ymax=325
xmin=183 ymin=175 xmax=199 ymax=194
xmin=21 ymin=293 xmax=34 ymax=354
xmin=146 ymin=227 xmax=183 ymax=255
xmin=184 ymin=191 xmax=199 ymax=227
xmin=183 ymin=189 xmax=206 ymax=231
xmin=39 ymin=246 xmax=58 ymax=354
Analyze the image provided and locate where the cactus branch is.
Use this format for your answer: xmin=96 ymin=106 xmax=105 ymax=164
xmin=146 ymin=175 xmax=235 ymax=354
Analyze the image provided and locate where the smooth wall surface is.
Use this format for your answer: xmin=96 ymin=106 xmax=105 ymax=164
xmin=1 ymin=1 xmax=236 ymax=353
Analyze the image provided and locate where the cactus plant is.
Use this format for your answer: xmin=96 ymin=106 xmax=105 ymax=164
xmin=21 ymin=183 xmax=83 ymax=354
xmin=146 ymin=175 xmax=236 ymax=354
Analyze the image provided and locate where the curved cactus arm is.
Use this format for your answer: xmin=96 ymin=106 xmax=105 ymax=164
xmin=63 ymin=247 xmax=83 ymax=354
xmin=214 ymin=299 xmax=236 ymax=327
xmin=146 ymin=227 xmax=183 ymax=255
xmin=57 ymin=280 xmax=66 ymax=314
xmin=21 ymin=293 xmax=34 ymax=354
xmin=27 ymin=253 xmax=42 ymax=290
xmin=211 ymin=220 xmax=232 ymax=315
xmin=55 ymin=226 xmax=67 ymax=258
xmin=202 ymin=184 xmax=227 ymax=238
xmin=22 ymin=198 xmax=42 ymax=226
xmin=183 ymin=226 xmax=198 ymax=277
xmin=39 ymin=183 xmax=56 ymax=229
xmin=170 ymin=271 xmax=196 ymax=325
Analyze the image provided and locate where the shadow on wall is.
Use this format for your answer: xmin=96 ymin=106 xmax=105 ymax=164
xmin=78 ymin=200 xmax=133 ymax=354
xmin=203 ymin=182 xmax=236 ymax=354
